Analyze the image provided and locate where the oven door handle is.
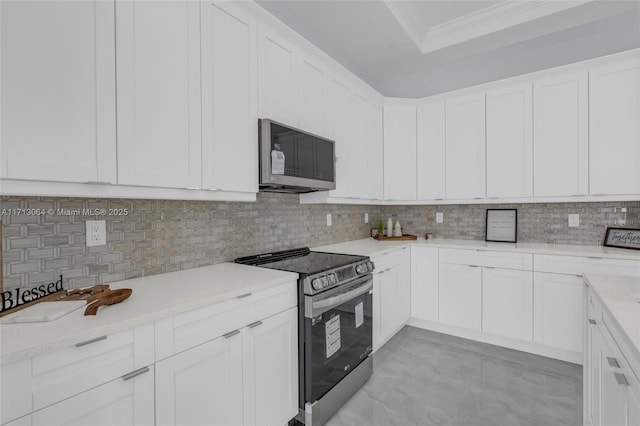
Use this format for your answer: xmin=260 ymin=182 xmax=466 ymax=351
xmin=307 ymin=278 xmax=372 ymax=318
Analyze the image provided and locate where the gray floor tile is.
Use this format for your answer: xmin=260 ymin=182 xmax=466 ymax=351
xmin=325 ymin=326 xmax=582 ymax=426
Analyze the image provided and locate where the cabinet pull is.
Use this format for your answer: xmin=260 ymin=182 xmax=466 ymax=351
xmin=236 ymin=293 xmax=252 ymax=299
xmin=607 ymin=357 xmax=620 ymax=368
xmin=75 ymin=335 xmax=107 ymax=347
xmin=485 ymin=266 xmax=495 ymax=270
xmin=576 ymin=275 xmax=583 ymax=278
xmin=248 ymin=320 xmax=263 ymax=329
xmin=588 ymin=319 xmax=597 ymax=325
xmin=183 ymin=186 xmax=201 ymax=190
xmin=468 ymin=265 xmax=479 ymax=268
xmin=122 ymin=367 xmax=150 ymax=381
xmin=85 ymin=181 xmax=112 ymax=185
xmin=614 ymin=372 xmax=629 ymax=386
xmin=223 ymin=329 xmax=240 ymax=339
xmin=587 ymin=256 xmax=602 ymax=260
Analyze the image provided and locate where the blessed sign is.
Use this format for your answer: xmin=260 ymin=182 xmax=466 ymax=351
xmin=603 ymin=227 xmax=640 ymax=251
xmin=1 ymin=275 xmax=64 ymax=313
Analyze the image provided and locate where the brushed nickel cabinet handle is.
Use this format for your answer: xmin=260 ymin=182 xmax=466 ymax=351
xmin=248 ymin=320 xmax=263 ymax=328
xmin=236 ymin=293 xmax=252 ymax=299
xmin=607 ymin=357 xmax=620 ymax=368
xmin=223 ymin=329 xmax=241 ymax=339
xmin=122 ymin=367 xmax=150 ymax=381
xmin=75 ymin=335 xmax=107 ymax=347
xmin=588 ymin=319 xmax=597 ymax=325
xmin=614 ymin=372 xmax=629 ymax=386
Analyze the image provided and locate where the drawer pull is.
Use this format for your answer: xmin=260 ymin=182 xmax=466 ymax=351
xmin=223 ymin=329 xmax=241 ymax=339
xmin=469 ymin=265 xmax=479 ymax=268
xmin=85 ymin=181 xmax=112 ymax=185
xmin=236 ymin=293 xmax=252 ymax=299
xmin=248 ymin=320 xmax=263 ymax=329
xmin=122 ymin=366 xmax=150 ymax=381
xmin=576 ymin=275 xmax=583 ymax=278
xmin=75 ymin=335 xmax=107 ymax=347
xmin=588 ymin=319 xmax=597 ymax=325
xmin=485 ymin=266 xmax=495 ymax=270
xmin=587 ymin=256 xmax=602 ymax=260
xmin=614 ymin=372 xmax=629 ymax=386
xmin=607 ymin=357 xmax=620 ymax=368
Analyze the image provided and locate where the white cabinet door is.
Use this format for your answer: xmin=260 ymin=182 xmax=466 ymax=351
xmin=349 ymin=93 xmax=371 ymax=199
xmin=379 ymin=266 xmax=401 ymax=341
xmin=258 ymin=26 xmax=297 ymax=126
xmin=0 ymin=0 xmax=116 ymax=183
xmin=589 ymin=55 xmax=640 ymax=195
xmin=298 ymin=52 xmax=328 ymax=137
xmin=397 ymin=248 xmax=411 ymax=326
xmin=30 ymin=366 xmax=154 ymax=426
xmin=486 ymin=83 xmax=533 ymax=198
xmin=411 ymin=246 xmax=439 ymax=322
xmin=445 ymin=93 xmax=486 ymax=200
xmin=116 ymin=0 xmax=201 ymax=189
xmin=156 ymin=333 xmax=243 ymax=426
xmin=242 ymin=308 xmax=298 ymax=426
xmin=482 ymin=268 xmax=533 ymax=341
xmin=326 ymin=76 xmax=353 ymax=198
xmin=416 ymin=100 xmax=446 ymax=200
xmin=201 ymin=1 xmax=258 ymax=193
xmin=372 ymin=272 xmax=382 ymax=350
xmin=439 ymin=263 xmax=482 ymax=330
xmin=364 ymin=100 xmax=384 ymax=200
xmin=533 ymin=71 xmax=588 ymax=197
xmin=383 ymin=100 xmax=417 ymax=200
xmin=588 ymin=320 xmax=603 ymax=426
xmin=533 ymin=272 xmax=583 ymax=353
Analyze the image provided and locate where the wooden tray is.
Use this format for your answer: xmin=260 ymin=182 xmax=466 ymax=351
xmin=373 ymin=234 xmax=417 ymax=241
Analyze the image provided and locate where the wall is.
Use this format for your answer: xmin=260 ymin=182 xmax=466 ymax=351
xmin=3 ymin=197 xmax=639 ymax=293
xmin=381 ymin=201 xmax=639 ymax=244
xmin=1 ymin=194 xmax=379 ymax=291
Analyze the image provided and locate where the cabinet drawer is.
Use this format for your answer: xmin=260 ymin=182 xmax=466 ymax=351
xmin=30 ymin=323 xmax=154 ymax=413
xmin=535 ymin=254 xmax=640 ymax=277
xmin=371 ymin=247 xmax=407 ymax=272
xmin=440 ymin=248 xmax=532 ymax=270
xmin=155 ymin=281 xmax=297 ymax=360
xmin=600 ymin=314 xmax=640 ymax=404
xmin=1 ymin=359 xmax=31 ymax=424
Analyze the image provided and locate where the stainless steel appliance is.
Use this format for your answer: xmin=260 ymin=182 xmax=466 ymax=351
xmin=235 ymin=248 xmax=374 ymax=425
xmin=258 ymin=119 xmax=336 ymax=193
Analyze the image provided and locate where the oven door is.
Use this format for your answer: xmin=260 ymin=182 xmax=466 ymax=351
xmin=304 ymin=275 xmax=373 ymax=403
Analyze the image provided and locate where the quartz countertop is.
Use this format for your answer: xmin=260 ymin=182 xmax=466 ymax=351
xmin=0 ymin=263 xmax=298 ymax=364
xmin=313 ymin=237 xmax=640 ymax=261
xmin=584 ymin=274 xmax=640 ymax=365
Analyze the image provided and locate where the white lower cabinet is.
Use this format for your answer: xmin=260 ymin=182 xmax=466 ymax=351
xmin=371 ymin=248 xmax=410 ymax=350
xmin=155 ymin=307 xmax=298 ymax=426
xmin=482 ymin=267 xmax=533 ymax=341
xmin=410 ymin=246 xmax=439 ymax=322
xmin=533 ymin=272 xmax=584 ymax=354
xmin=438 ymin=263 xmax=482 ymax=331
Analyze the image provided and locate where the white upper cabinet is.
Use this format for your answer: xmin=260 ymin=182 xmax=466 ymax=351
xmin=349 ymin=93 xmax=371 ymax=198
xmin=445 ymin=93 xmax=486 ymax=200
xmin=383 ymin=99 xmax=417 ymax=200
xmin=258 ymin=26 xmax=297 ymax=126
xmin=485 ymin=83 xmax=533 ymax=198
xmin=533 ymin=71 xmax=588 ymax=197
xmin=589 ymin=54 xmax=640 ymax=195
xmin=364 ymin=99 xmax=384 ymax=200
xmin=0 ymin=0 xmax=116 ymax=183
xmin=298 ymin=52 xmax=328 ymax=137
xmin=416 ymin=100 xmax=446 ymax=200
xmin=201 ymin=1 xmax=258 ymax=193
xmin=116 ymin=0 xmax=201 ymax=189
xmin=326 ymin=76 xmax=353 ymax=198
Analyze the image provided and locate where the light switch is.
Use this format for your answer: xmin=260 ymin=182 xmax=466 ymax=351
xmin=568 ymin=214 xmax=579 ymax=228
xmin=436 ymin=212 xmax=443 ymax=224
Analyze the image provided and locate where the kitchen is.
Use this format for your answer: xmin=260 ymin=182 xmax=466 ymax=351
xmin=1 ymin=1 xmax=640 ymax=425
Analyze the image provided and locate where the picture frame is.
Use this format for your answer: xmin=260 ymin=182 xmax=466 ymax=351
xmin=485 ymin=209 xmax=517 ymax=243
xmin=603 ymin=227 xmax=640 ymax=251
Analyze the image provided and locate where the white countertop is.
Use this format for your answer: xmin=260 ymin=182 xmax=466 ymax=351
xmin=0 ymin=263 xmax=298 ymax=364
xmin=313 ymin=237 xmax=640 ymax=260
xmin=584 ymin=274 xmax=640 ymax=365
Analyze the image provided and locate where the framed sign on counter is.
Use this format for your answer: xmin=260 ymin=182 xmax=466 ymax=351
xmin=603 ymin=227 xmax=640 ymax=250
xmin=486 ymin=209 xmax=517 ymax=243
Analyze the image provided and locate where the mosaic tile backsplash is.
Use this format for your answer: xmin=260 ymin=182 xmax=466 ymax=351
xmin=2 ymin=195 xmax=638 ymax=292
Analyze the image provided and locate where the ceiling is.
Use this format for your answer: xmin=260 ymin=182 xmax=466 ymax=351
xmin=256 ymin=0 xmax=640 ymax=98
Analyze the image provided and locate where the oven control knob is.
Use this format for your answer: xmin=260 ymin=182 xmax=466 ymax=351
xmin=312 ymin=278 xmax=323 ymax=290
xmin=328 ymin=273 xmax=337 ymax=285
xmin=368 ymin=261 xmax=375 ymax=272
xmin=356 ymin=264 xmax=367 ymax=275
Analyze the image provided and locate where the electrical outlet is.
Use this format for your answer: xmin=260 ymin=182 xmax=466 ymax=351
xmin=568 ymin=214 xmax=580 ymax=228
xmin=436 ymin=212 xmax=443 ymax=224
xmin=326 ymin=213 xmax=332 ymax=227
xmin=86 ymin=220 xmax=106 ymax=247
xmin=364 ymin=213 xmax=369 ymax=224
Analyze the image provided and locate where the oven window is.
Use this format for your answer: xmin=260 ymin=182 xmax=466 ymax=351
xmin=305 ymin=290 xmax=372 ymax=402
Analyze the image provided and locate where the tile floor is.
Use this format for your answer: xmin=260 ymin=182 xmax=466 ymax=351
xmin=326 ymin=326 xmax=583 ymax=426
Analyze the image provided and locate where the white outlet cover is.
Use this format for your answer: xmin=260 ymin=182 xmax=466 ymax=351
xmin=364 ymin=213 xmax=369 ymax=224
xmin=86 ymin=220 xmax=106 ymax=247
xmin=436 ymin=212 xmax=443 ymax=224
xmin=568 ymin=214 xmax=580 ymax=228
xmin=326 ymin=213 xmax=332 ymax=227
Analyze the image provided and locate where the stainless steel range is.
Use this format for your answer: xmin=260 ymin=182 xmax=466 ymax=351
xmin=236 ymin=247 xmax=374 ymax=426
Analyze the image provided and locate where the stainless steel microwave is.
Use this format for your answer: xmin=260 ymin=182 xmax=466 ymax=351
xmin=258 ymin=119 xmax=336 ymax=193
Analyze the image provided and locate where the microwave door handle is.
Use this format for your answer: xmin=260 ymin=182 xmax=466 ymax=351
xmin=308 ymin=279 xmax=373 ymax=318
